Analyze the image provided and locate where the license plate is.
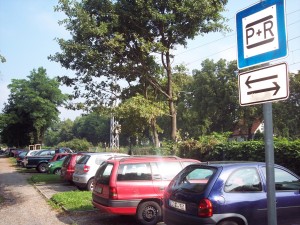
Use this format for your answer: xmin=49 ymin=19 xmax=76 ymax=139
xmin=169 ymin=200 xmax=186 ymax=211
xmin=94 ymin=186 xmax=102 ymax=194
xmin=73 ymin=177 xmax=79 ymax=181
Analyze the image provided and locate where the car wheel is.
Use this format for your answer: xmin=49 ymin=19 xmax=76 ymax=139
xmin=136 ymin=201 xmax=162 ymax=225
xmin=37 ymin=163 xmax=48 ymax=173
xmin=53 ymin=168 xmax=61 ymax=175
xmin=87 ymin=178 xmax=94 ymax=191
xmin=218 ymin=221 xmax=239 ymax=225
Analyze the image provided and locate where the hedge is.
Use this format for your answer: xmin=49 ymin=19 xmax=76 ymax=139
xmin=178 ymin=138 xmax=300 ymax=176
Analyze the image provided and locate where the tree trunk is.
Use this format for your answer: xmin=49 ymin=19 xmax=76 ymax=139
xmin=165 ymin=51 xmax=177 ymax=141
xmin=151 ymin=118 xmax=160 ymax=148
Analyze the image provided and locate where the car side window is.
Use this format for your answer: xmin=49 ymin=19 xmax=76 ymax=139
xmin=117 ymin=163 xmax=152 ymax=181
xmin=225 ymin=168 xmax=262 ymax=192
xmin=263 ymin=167 xmax=300 ymax=191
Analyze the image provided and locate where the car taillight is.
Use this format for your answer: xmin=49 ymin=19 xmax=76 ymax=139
xmin=198 ymin=199 xmax=213 ymax=217
xmin=83 ymin=165 xmax=90 ymax=172
xmin=109 ymin=187 xmax=118 ymax=199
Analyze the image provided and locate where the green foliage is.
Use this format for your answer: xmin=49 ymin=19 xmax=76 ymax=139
xmin=179 ymin=137 xmax=300 ymax=176
xmin=1 ymin=67 xmax=67 ymax=147
xmin=51 ymin=0 xmax=229 ymax=141
xmin=44 ymin=113 xmax=110 ymax=146
xmin=116 ymin=94 xmax=168 ymax=144
xmin=0 ymin=53 xmax=6 ymax=63
xmin=73 ymin=112 xmax=110 ymax=145
xmin=57 ymin=138 xmax=92 ymax=152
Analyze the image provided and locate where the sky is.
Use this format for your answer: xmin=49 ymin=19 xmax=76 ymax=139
xmin=0 ymin=0 xmax=299 ymax=121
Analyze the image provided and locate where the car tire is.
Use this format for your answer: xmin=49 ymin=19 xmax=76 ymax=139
xmin=218 ymin=221 xmax=239 ymax=225
xmin=87 ymin=178 xmax=94 ymax=191
xmin=136 ymin=201 xmax=162 ymax=225
xmin=37 ymin=163 xmax=48 ymax=173
xmin=53 ymin=168 xmax=61 ymax=175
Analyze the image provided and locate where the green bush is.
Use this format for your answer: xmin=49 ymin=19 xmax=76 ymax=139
xmin=178 ymin=136 xmax=300 ymax=176
xmin=57 ymin=138 xmax=92 ymax=152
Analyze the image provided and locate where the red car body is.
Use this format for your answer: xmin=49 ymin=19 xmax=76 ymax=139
xmin=48 ymin=153 xmax=69 ymax=163
xmin=92 ymin=156 xmax=200 ymax=225
xmin=60 ymin=153 xmax=87 ymax=182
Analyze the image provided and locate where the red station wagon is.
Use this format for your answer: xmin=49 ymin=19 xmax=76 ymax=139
xmin=92 ymin=156 xmax=200 ymax=225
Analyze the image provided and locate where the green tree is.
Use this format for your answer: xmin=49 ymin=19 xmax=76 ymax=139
xmin=72 ymin=112 xmax=110 ymax=145
xmin=116 ymin=94 xmax=168 ymax=147
xmin=189 ymin=59 xmax=261 ymax=137
xmin=1 ymin=67 xmax=67 ymax=146
xmin=0 ymin=53 xmax=6 ymax=63
xmin=50 ymin=0 xmax=229 ymax=141
xmin=273 ymin=70 xmax=300 ymax=138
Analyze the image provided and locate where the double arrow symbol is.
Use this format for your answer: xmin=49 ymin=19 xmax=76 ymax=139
xmin=246 ymin=75 xmax=280 ymax=96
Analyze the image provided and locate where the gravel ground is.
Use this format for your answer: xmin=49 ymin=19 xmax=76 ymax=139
xmin=0 ymin=155 xmax=73 ymax=225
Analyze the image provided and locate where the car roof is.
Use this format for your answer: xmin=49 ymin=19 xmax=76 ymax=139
xmin=105 ymin=155 xmax=199 ymax=163
xmin=196 ymin=161 xmax=268 ymax=168
xmin=81 ymin=152 xmax=128 ymax=155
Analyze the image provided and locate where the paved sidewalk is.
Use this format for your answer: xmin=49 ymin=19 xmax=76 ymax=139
xmin=34 ymin=182 xmax=78 ymax=200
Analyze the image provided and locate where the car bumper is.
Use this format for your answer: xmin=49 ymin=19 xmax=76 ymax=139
xmin=92 ymin=193 xmax=139 ymax=215
xmin=92 ymin=200 xmax=137 ymax=215
xmin=163 ymin=206 xmax=216 ymax=225
xmin=73 ymin=174 xmax=89 ymax=184
xmin=163 ymin=206 xmax=248 ymax=225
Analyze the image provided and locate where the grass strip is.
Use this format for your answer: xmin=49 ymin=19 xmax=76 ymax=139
xmin=51 ymin=191 xmax=94 ymax=211
xmin=29 ymin=174 xmax=63 ymax=184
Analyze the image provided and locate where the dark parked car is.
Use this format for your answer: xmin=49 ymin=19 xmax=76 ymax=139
xmin=163 ymin=161 xmax=300 ymax=225
xmin=16 ymin=151 xmax=28 ymax=166
xmin=24 ymin=149 xmax=56 ymax=173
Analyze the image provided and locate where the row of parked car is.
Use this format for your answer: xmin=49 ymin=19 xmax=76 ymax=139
xmin=9 ymin=148 xmax=300 ymax=225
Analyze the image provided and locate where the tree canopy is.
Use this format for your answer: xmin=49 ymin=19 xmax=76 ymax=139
xmin=50 ymin=0 xmax=229 ymax=141
xmin=0 ymin=67 xmax=67 ymax=147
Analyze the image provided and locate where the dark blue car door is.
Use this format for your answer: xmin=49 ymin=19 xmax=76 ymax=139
xmin=272 ymin=167 xmax=300 ymax=225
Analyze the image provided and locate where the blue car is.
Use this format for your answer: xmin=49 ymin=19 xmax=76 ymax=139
xmin=163 ymin=162 xmax=300 ymax=225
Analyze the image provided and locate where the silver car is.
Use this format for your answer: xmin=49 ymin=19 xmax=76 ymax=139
xmin=72 ymin=152 xmax=128 ymax=191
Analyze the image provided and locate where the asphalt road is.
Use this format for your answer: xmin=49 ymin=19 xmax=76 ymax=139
xmin=0 ymin=155 xmax=162 ymax=225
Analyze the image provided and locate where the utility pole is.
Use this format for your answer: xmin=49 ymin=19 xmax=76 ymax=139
xmin=110 ymin=115 xmax=120 ymax=151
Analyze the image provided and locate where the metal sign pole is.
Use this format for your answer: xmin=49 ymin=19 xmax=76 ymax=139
xmin=263 ymin=102 xmax=277 ymax=225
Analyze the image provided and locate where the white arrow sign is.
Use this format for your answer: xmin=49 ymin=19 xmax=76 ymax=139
xmin=239 ymin=62 xmax=289 ymax=106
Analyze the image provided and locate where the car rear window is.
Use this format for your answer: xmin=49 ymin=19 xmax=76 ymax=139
xmin=62 ymin=155 xmax=72 ymax=166
xmin=117 ymin=163 xmax=152 ymax=181
xmin=77 ymin=155 xmax=91 ymax=164
xmin=95 ymin=163 xmax=114 ymax=185
xmin=173 ymin=166 xmax=217 ymax=193
xmin=151 ymin=161 xmax=183 ymax=180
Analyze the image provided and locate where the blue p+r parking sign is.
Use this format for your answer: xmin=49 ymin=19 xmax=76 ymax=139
xmin=236 ymin=0 xmax=287 ymax=69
